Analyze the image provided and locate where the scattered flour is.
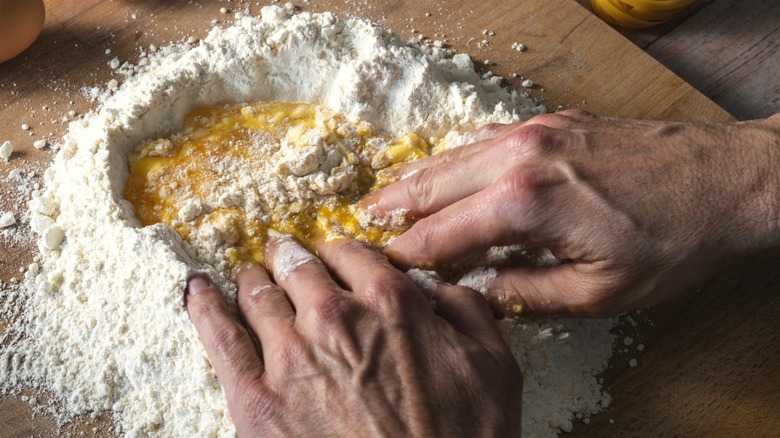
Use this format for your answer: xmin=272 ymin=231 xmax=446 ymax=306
xmin=0 ymin=140 xmax=12 ymax=161
xmin=0 ymin=212 xmax=16 ymax=228
xmin=0 ymin=7 xmax=616 ymax=437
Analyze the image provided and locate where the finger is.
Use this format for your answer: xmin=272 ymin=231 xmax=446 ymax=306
xmin=236 ymin=261 xmax=297 ymax=359
xmin=373 ymin=122 xmax=517 ymax=185
xmin=404 ymin=122 xmax=518 ymax=175
xmin=432 ymin=283 xmax=509 ymax=354
xmin=363 ymin=124 xmax=572 ymax=225
xmin=186 ymin=275 xmax=265 ymax=399
xmin=409 ymin=122 xmax=517 ymax=163
xmin=383 ymin=164 xmax=570 ymax=269
xmin=487 ymin=264 xmax=614 ymax=316
xmin=266 ymin=235 xmax=343 ymax=313
xmin=362 ymin=152 xmax=499 ymax=222
xmin=370 ymin=135 xmax=498 ymax=192
xmin=316 ymin=238 xmax=429 ymax=309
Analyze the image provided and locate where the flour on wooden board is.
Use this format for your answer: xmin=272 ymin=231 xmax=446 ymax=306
xmin=0 ymin=7 xmax=616 ymax=437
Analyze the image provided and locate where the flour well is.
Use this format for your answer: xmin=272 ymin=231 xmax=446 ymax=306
xmin=1 ymin=7 xmax=616 ymax=437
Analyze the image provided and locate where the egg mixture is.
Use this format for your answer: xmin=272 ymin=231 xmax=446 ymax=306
xmin=124 ymin=101 xmax=432 ymax=266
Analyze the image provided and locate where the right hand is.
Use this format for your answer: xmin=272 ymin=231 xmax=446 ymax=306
xmin=361 ymin=110 xmax=780 ymax=317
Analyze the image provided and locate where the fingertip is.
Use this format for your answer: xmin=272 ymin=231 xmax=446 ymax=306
xmin=265 ymin=234 xmax=320 ymax=283
xmin=356 ymin=191 xmax=396 ymax=227
xmin=381 ymin=240 xmax=417 ymax=271
xmin=235 ymin=261 xmax=271 ymax=293
xmin=488 ymin=265 xmax=597 ymax=316
xmin=485 ymin=283 xmax=530 ymax=318
xmin=184 ymin=274 xmax=230 ymax=327
xmin=264 ymin=232 xmax=295 ymax=264
xmin=238 ymin=259 xmax=261 ymax=272
xmin=236 ymin=259 xmax=263 ymax=279
xmin=356 ymin=191 xmax=377 ymax=212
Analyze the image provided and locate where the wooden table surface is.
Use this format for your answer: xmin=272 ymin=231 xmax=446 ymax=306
xmin=1 ymin=0 xmax=778 ymax=436
xmin=578 ymin=0 xmax=780 ymax=121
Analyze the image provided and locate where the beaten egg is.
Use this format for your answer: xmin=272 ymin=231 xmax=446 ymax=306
xmin=0 ymin=0 xmax=46 ymax=63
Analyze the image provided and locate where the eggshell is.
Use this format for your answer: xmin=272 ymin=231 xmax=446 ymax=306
xmin=0 ymin=0 xmax=46 ymax=63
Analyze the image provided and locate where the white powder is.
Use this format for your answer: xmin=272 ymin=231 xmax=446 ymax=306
xmin=0 ymin=140 xmax=12 ymax=161
xmin=0 ymin=211 xmax=16 ymax=228
xmin=271 ymin=237 xmax=318 ymax=281
xmin=457 ymin=266 xmax=498 ymax=293
xmin=0 ymin=7 xmax=615 ymax=437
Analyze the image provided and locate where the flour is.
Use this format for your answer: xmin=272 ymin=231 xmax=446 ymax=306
xmin=0 ymin=140 xmax=12 ymax=161
xmin=270 ymin=236 xmax=319 ymax=281
xmin=0 ymin=7 xmax=616 ymax=437
xmin=0 ymin=212 xmax=16 ymax=228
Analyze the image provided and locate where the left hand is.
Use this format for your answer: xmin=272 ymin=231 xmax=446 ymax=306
xmin=185 ymin=236 xmax=523 ymax=436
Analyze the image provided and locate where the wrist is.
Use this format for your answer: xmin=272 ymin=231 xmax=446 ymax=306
xmin=734 ymin=115 xmax=780 ymax=252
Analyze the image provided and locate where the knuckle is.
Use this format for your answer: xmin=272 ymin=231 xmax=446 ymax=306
xmin=527 ymin=112 xmax=567 ymax=127
xmin=403 ymin=167 xmax=434 ymax=211
xmin=239 ymin=284 xmax=281 ymax=308
xmin=403 ymin=219 xmax=437 ymax=263
xmin=473 ymin=122 xmax=506 ymax=139
xmin=306 ymin=295 xmax=352 ymax=328
xmin=329 ymin=239 xmax=371 ymax=264
xmin=503 ymin=124 xmax=557 ymax=160
xmin=495 ymin=170 xmax=537 ymax=206
xmin=367 ymin=269 xmax=413 ymax=316
xmin=439 ymin=284 xmax=482 ymax=306
xmin=458 ymin=285 xmax=486 ymax=301
xmin=212 ymin=323 xmax=248 ymax=359
xmin=457 ymin=286 xmax=489 ymax=308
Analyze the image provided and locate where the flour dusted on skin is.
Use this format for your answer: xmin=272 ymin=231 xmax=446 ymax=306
xmin=0 ymin=7 xmax=615 ymax=437
xmin=270 ymin=237 xmax=319 ymax=281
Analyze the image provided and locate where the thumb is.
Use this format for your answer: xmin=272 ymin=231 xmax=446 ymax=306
xmin=485 ymin=264 xmax=618 ymax=317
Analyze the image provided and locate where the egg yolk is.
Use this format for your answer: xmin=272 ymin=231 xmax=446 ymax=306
xmin=124 ymin=101 xmax=431 ymax=267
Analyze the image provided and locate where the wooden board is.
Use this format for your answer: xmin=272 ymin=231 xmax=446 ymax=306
xmin=577 ymin=0 xmax=780 ymax=121
xmin=2 ymin=0 xmax=778 ymax=436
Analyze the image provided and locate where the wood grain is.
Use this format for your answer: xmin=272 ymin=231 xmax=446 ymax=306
xmin=1 ymin=0 xmax=776 ymax=436
xmin=637 ymin=0 xmax=780 ymax=121
xmin=578 ymin=0 xmax=780 ymax=120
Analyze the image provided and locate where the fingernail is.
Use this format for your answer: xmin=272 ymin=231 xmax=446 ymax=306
xmin=361 ymin=190 xmax=378 ymax=203
xmin=186 ymin=275 xmax=211 ymax=296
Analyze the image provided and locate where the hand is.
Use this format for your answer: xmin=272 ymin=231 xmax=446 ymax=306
xmin=185 ymin=236 xmax=523 ymax=436
xmin=361 ymin=110 xmax=780 ymax=316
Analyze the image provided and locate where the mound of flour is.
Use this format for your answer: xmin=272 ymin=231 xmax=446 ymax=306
xmin=0 ymin=7 xmax=615 ymax=437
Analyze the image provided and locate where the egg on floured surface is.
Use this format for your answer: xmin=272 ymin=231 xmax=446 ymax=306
xmin=0 ymin=0 xmax=46 ymax=63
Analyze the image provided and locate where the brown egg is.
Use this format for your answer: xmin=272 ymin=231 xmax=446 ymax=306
xmin=0 ymin=0 xmax=46 ymax=63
